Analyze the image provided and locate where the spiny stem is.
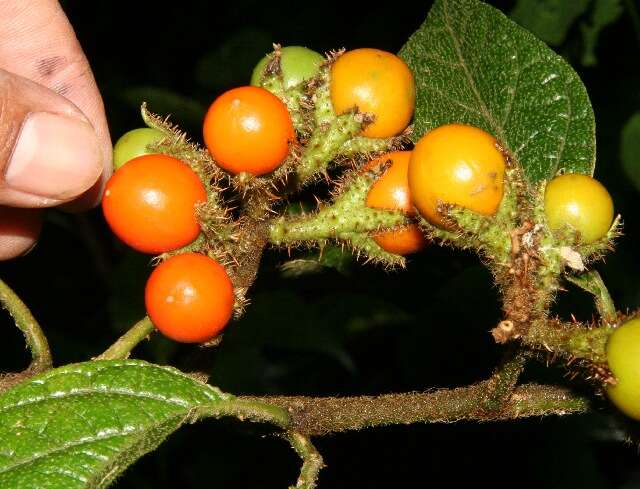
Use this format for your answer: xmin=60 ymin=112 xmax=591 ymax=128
xmin=96 ymin=316 xmax=155 ymax=361
xmin=269 ymin=175 xmax=406 ymax=245
xmin=270 ymin=207 xmax=404 ymax=244
xmin=522 ymin=318 xmax=611 ymax=364
xmin=240 ymin=383 xmax=588 ymax=436
xmin=0 ymin=276 xmax=51 ymax=372
xmin=566 ymin=270 xmax=617 ymax=324
xmin=483 ymin=348 xmax=528 ymax=411
xmin=287 ymin=431 xmax=324 ymax=489
xmin=296 ymin=113 xmax=363 ymax=183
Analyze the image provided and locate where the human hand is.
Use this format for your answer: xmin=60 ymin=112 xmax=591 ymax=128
xmin=0 ymin=0 xmax=112 ymax=260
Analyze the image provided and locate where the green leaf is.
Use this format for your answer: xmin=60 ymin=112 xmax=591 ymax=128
xmin=0 ymin=360 xmax=229 ymax=489
xmin=399 ymin=0 xmax=596 ymax=183
xmin=581 ymin=0 xmax=623 ymax=66
xmin=621 ymin=112 xmax=640 ymax=191
xmin=511 ymin=0 xmax=590 ymax=46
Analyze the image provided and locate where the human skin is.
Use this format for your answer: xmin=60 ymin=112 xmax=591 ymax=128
xmin=0 ymin=0 xmax=112 ymax=260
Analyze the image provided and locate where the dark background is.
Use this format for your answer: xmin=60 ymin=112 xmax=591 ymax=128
xmin=2 ymin=1 xmax=640 ymax=487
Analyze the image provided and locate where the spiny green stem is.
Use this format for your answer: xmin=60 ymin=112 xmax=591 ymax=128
xmin=296 ymin=113 xmax=363 ymax=183
xmin=522 ymin=318 xmax=611 ymax=364
xmin=338 ymin=133 xmax=408 ymax=157
xmin=339 ymin=136 xmax=391 ymax=156
xmin=287 ymin=431 xmax=324 ymax=489
xmin=260 ymin=77 xmax=307 ymax=131
xmin=141 ymin=103 xmax=224 ymax=186
xmin=96 ymin=316 xmax=155 ymax=361
xmin=312 ymin=68 xmax=335 ymax=127
xmin=342 ymin=231 xmax=406 ymax=267
xmin=241 ymin=383 xmax=588 ymax=436
xmin=566 ymin=270 xmax=617 ymax=324
xmin=483 ymin=348 xmax=528 ymax=411
xmin=0 ymin=276 xmax=51 ymax=372
xmin=269 ymin=207 xmax=404 ymax=244
xmin=269 ymin=175 xmax=406 ymax=245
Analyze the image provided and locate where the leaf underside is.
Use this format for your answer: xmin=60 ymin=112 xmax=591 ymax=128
xmin=399 ymin=0 xmax=596 ymax=183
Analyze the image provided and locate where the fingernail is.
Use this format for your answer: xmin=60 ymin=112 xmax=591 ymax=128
xmin=5 ymin=112 xmax=103 ymax=200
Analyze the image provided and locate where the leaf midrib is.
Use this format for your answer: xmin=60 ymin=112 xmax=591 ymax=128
xmin=442 ymin=0 xmax=508 ymax=147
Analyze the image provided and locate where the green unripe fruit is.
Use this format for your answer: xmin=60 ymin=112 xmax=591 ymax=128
xmin=113 ymin=128 xmax=164 ymax=170
xmin=251 ymin=46 xmax=324 ymax=89
xmin=606 ymin=318 xmax=640 ymax=420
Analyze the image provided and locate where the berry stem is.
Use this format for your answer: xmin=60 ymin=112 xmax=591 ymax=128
xmin=192 ymin=398 xmax=321 ymax=488
xmin=482 ymin=347 xmax=528 ymax=411
xmin=141 ymin=103 xmax=225 ymax=188
xmin=295 ymin=113 xmax=364 ymax=183
xmin=269 ymin=175 xmax=406 ymax=245
xmin=0 ymin=276 xmax=52 ymax=373
xmin=566 ymin=270 xmax=617 ymax=324
xmin=96 ymin=316 xmax=155 ymax=361
xmin=519 ymin=318 xmax=611 ymax=364
xmin=338 ymin=133 xmax=409 ymax=157
xmin=287 ymin=431 xmax=324 ymax=489
xmin=260 ymin=73 xmax=307 ymax=132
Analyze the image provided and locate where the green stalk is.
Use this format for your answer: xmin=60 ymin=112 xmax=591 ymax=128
xmin=96 ymin=316 xmax=156 ymax=361
xmin=566 ymin=270 xmax=617 ymax=324
xmin=0 ymin=276 xmax=51 ymax=372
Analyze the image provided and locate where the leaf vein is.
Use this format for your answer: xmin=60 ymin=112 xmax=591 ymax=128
xmin=442 ymin=0 xmax=506 ymax=144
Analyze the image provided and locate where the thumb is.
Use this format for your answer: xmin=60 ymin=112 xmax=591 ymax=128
xmin=0 ymin=68 xmax=103 ymax=208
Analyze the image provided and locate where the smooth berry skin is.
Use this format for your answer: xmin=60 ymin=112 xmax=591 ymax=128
xmin=203 ymin=86 xmax=295 ymax=176
xmin=330 ymin=48 xmax=415 ymax=139
xmin=102 ymin=154 xmax=207 ymax=254
xmin=606 ymin=318 xmax=640 ymax=420
xmin=145 ymin=253 xmax=235 ymax=343
xmin=408 ymin=124 xmax=506 ymax=229
xmin=544 ymin=173 xmax=614 ymax=244
xmin=112 ymin=128 xmax=164 ymax=170
xmin=364 ymin=151 xmax=425 ymax=255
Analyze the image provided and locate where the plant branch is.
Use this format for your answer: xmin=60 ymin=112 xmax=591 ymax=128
xmin=0 ymin=276 xmax=51 ymax=372
xmin=96 ymin=316 xmax=156 ymax=361
xmin=193 ymin=399 xmax=323 ymax=488
xmin=521 ymin=318 xmax=610 ymax=364
xmin=566 ymin=270 xmax=617 ymax=324
xmin=483 ymin=347 xmax=528 ymax=411
xmin=269 ymin=175 xmax=406 ymax=245
xmin=287 ymin=431 xmax=324 ymax=489
xmin=296 ymin=113 xmax=365 ymax=183
xmin=240 ymin=382 xmax=588 ymax=436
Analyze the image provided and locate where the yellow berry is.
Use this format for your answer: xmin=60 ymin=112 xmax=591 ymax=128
xmin=408 ymin=124 xmax=506 ymax=228
xmin=544 ymin=174 xmax=613 ymax=244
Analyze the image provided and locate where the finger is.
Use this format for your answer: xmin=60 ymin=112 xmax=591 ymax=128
xmin=0 ymin=68 xmax=103 ymax=208
xmin=0 ymin=0 xmax=112 ymax=209
xmin=0 ymin=207 xmax=43 ymax=261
